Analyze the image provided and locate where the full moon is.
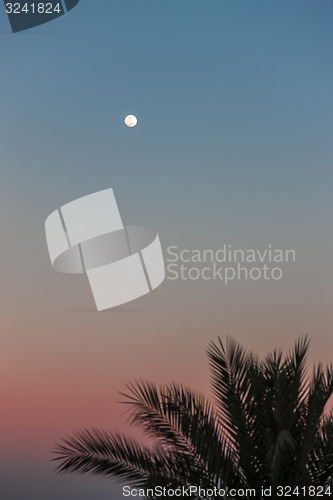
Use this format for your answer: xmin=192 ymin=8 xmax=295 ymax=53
xmin=124 ymin=115 xmax=138 ymax=128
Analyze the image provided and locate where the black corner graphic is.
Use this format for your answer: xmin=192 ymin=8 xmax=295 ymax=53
xmin=64 ymin=0 xmax=80 ymax=12
xmin=4 ymin=0 xmax=80 ymax=33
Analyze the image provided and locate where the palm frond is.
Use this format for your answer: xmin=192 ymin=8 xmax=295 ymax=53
xmin=54 ymin=429 xmax=168 ymax=485
xmin=207 ymin=337 xmax=262 ymax=488
xmin=121 ymin=381 xmax=239 ymax=488
xmin=53 ymin=336 xmax=333 ymax=494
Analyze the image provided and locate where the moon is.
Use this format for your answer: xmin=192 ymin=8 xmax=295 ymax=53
xmin=125 ymin=115 xmax=138 ymax=128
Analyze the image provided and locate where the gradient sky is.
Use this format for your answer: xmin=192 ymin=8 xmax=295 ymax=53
xmin=1 ymin=1 xmax=333 ymax=499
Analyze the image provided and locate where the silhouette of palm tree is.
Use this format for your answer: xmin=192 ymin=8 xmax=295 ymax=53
xmin=54 ymin=337 xmax=333 ymax=498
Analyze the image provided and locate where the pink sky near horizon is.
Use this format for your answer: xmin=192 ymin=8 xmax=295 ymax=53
xmin=2 ymin=273 xmax=332 ymax=462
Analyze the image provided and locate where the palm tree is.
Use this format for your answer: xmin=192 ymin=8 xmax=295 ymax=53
xmin=54 ymin=337 xmax=333 ymax=498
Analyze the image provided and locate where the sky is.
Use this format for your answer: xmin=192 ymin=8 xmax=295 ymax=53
xmin=0 ymin=1 xmax=333 ymax=499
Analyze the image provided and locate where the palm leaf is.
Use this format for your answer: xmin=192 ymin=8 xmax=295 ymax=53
xmin=53 ymin=336 xmax=333 ymax=495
